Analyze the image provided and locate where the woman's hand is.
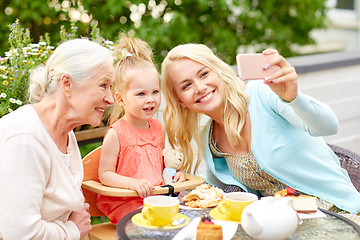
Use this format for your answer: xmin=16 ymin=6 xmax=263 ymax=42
xmin=130 ymin=179 xmax=154 ymax=198
xmin=173 ymin=170 xmax=186 ymax=183
xmin=68 ymin=203 xmax=92 ymax=239
xmin=262 ymin=49 xmax=298 ymax=102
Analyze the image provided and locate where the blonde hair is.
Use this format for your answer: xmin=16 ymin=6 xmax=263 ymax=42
xmin=29 ymin=38 xmax=113 ymax=103
xmin=161 ymin=44 xmax=249 ymax=173
xmin=107 ymin=34 xmax=158 ymax=125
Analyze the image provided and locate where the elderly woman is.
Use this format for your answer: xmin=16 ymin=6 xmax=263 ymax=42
xmin=0 ymin=39 xmax=114 ymax=239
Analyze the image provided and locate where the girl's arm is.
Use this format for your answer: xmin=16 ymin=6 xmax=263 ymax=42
xmin=98 ymin=128 xmax=154 ymax=198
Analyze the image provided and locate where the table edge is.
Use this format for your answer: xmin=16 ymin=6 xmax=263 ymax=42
xmin=319 ymin=208 xmax=360 ymax=235
xmin=116 ymin=208 xmax=360 ymax=239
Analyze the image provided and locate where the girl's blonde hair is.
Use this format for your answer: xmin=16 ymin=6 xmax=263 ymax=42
xmin=161 ymin=44 xmax=249 ymax=173
xmin=107 ymin=34 xmax=158 ymax=125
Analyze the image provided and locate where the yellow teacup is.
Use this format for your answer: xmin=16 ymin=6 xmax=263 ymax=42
xmin=142 ymin=195 xmax=179 ymax=226
xmin=217 ymin=192 xmax=258 ymax=222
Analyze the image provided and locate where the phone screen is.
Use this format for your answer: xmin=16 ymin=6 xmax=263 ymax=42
xmin=236 ymin=54 xmax=279 ymax=80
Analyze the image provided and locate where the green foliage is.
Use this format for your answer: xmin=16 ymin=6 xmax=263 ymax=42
xmin=0 ymin=20 xmax=54 ymax=116
xmin=0 ymin=19 xmax=114 ymax=117
xmin=79 ymin=0 xmax=328 ymax=64
xmin=79 ymin=142 xmax=102 ymax=158
xmin=1 ymin=0 xmax=328 ymax=67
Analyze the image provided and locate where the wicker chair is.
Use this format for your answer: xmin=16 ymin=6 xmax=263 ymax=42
xmin=328 ymin=143 xmax=360 ymax=192
xmin=224 ymin=144 xmax=360 ymax=193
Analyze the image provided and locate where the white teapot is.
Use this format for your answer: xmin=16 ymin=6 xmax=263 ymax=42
xmin=241 ymin=196 xmax=301 ymax=240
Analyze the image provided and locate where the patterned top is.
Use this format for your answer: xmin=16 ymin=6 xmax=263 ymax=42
xmin=209 ymin=123 xmax=287 ymax=196
xmin=209 ymin=122 xmax=360 ymax=224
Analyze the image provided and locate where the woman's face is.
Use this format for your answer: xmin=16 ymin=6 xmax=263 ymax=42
xmin=70 ymin=64 xmax=114 ymax=127
xmin=169 ymin=58 xmax=224 ymax=118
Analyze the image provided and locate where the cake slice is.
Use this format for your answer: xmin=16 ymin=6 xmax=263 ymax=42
xmin=196 ymin=215 xmax=223 ymax=240
xmin=274 ymin=187 xmax=317 ymax=213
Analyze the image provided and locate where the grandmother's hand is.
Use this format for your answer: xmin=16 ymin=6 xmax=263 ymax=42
xmin=69 ymin=203 xmax=92 ymax=239
xmin=262 ymin=49 xmax=298 ymax=102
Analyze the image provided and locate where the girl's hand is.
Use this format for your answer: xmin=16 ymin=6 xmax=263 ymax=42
xmin=262 ymin=49 xmax=298 ymax=102
xmin=129 ymin=179 xmax=154 ymax=198
xmin=173 ymin=170 xmax=186 ymax=183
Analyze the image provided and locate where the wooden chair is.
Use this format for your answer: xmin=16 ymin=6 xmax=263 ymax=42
xmin=82 ymin=146 xmax=205 ymax=240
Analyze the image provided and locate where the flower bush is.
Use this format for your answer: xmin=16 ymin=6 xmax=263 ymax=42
xmin=0 ymin=19 xmax=114 ymax=117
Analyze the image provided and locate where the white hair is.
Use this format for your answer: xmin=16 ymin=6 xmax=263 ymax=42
xmin=29 ymin=38 xmax=113 ymax=103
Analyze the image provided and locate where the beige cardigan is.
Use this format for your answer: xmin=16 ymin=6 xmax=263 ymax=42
xmin=0 ymin=105 xmax=84 ymax=240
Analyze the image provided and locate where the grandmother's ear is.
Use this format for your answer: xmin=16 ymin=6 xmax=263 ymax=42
xmin=60 ymin=74 xmax=72 ymax=98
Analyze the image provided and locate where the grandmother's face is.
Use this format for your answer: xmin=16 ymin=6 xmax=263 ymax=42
xmin=70 ymin=64 xmax=114 ymax=127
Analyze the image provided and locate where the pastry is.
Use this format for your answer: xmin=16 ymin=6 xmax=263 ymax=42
xmin=181 ymin=184 xmax=224 ymax=208
xmin=274 ymin=187 xmax=317 ymax=213
xmin=196 ymin=215 xmax=222 ymax=240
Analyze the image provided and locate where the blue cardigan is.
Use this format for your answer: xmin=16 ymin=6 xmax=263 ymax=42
xmin=202 ymin=81 xmax=360 ymax=214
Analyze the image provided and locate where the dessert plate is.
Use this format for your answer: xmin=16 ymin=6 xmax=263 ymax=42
xmin=173 ymin=217 xmax=238 ymax=240
xmin=209 ymin=207 xmax=241 ymax=224
xmin=131 ymin=212 xmax=189 ymax=229
xmin=298 ymin=210 xmax=326 ymax=219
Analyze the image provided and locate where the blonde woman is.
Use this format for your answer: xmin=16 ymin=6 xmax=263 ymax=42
xmin=161 ymin=43 xmax=360 ymax=224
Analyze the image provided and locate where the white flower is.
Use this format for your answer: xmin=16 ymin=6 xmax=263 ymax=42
xmin=39 ymin=42 xmax=47 ymax=45
xmin=0 ymin=66 xmax=7 ymax=70
xmin=8 ymin=108 xmax=13 ymax=113
xmin=29 ymin=44 xmax=40 ymax=48
xmin=22 ymin=47 xmax=31 ymax=52
xmin=16 ymin=100 xmax=22 ymax=105
xmin=1 ymin=93 xmax=6 ymax=98
xmin=9 ymin=98 xmax=16 ymax=103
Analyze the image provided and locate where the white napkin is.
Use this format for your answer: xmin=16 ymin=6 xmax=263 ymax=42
xmin=172 ymin=217 xmax=238 ymax=240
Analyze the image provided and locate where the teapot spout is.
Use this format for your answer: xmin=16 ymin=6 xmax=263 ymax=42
xmin=242 ymin=211 xmax=263 ymax=236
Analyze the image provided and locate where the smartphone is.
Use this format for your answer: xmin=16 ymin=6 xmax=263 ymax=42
xmin=236 ymin=53 xmax=280 ymax=80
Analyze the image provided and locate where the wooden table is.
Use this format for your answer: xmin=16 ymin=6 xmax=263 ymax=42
xmin=117 ymin=208 xmax=360 ymax=240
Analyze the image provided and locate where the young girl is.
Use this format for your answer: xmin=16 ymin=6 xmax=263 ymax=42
xmin=96 ymin=36 xmax=185 ymax=223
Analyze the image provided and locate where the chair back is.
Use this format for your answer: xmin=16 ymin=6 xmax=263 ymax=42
xmin=328 ymin=144 xmax=360 ymax=192
xmin=82 ymin=146 xmax=105 ymax=216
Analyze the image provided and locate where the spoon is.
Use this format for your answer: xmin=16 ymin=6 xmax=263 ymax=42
xmin=172 ymin=217 xmax=186 ymax=226
xmin=162 ymin=217 xmax=186 ymax=228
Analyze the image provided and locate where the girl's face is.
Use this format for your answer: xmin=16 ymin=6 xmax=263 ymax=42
xmin=169 ymin=58 xmax=224 ymax=119
xmin=69 ymin=64 xmax=114 ymax=127
xmin=118 ymin=66 xmax=161 ymax=127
